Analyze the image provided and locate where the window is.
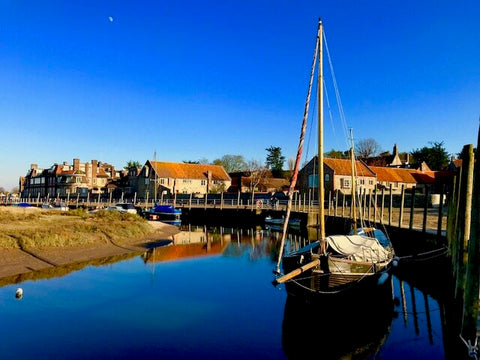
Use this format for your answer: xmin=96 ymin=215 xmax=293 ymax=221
xmin=341 ymin=178 xmax=350 ymax=189
xmin=145 ymin=178 xmax=149 ymax=185
xmin=201 ymin=180 xmax=206 ymax=186
xmin=160 ymin=178 xmax=165 ymax=185
xmin=359 ymin=178 xmax=365 ymax=185
xmin=308 ymin=174 xmax=318 ymax=188
xmin=369 ymin=179 xmax=374 ymax=185
xmin=325 ymin=174 xmax=330 ymax=182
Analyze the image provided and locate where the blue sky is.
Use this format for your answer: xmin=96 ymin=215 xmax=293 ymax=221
xmin=1 ymin=1 xmax=479 ymax=190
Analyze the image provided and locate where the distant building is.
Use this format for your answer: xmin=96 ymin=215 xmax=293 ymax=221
xmin=369 ymin=166 xmax=417 ymax=194
xmin=228 ymin=170 xmax=289 ymax=193
xmin=362 ymin=144 xmax=410 ymax=168
xmin=136 ymin=160 xmax=231 ymax=199
xmin=20 ymin=158 xmax=119 ymax=199
xmin=299 ymin=156 xmax=376 ymax=196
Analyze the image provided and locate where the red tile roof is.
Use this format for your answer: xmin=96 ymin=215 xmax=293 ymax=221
xmin=324 ymin=158 xmax=375 ymax=177
xmin=150 ymin=161 xmax=231 ymax=181
xmin=370 ymin=167 xmax=455 ymax=185
xmin=369 ymin=167 xmax=417 ymax=183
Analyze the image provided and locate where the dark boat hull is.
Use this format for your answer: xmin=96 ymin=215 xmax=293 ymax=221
xmin=281 ymin=241 xmax=394 ymax=300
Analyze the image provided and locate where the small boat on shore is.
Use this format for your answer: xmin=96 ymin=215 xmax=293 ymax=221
xmin=145 ymin=204 xmax=182 ymax=220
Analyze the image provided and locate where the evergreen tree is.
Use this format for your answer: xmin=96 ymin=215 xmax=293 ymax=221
xmin=410 ymin=141 xmax=450 ymax=170
xmin=266 ymin=146 xmax=285 ymax=177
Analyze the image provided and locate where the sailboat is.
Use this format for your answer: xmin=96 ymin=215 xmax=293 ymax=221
xmin=273 ymin=19 xmax=396 ymax=297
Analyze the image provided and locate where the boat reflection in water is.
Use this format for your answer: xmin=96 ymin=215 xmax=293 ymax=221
xmin=281 ymin=277 xmax=395 ymax=360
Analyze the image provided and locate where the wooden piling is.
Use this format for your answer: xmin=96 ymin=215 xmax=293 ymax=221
xmin=422 ymin=185 xmax=429 ymax=233
xmin=368 ymin=189 xmax=372 ymax=221
xmin=399 ymin=185 xmax=405 ymax=228
xmin=328 ymin=191 xmax=332 ymax=216
xmin=462 ymin=129 xmax=480 ymax=341
xmin=334 ymin=191 xmax=338 ymax=217
xmin=389 ymin=184 xmax=393 ymax=226
xmin=381 ymin=187 xmax=385 ymax=224
xmin=409 ymin=186 xmax=416 ymax=230
xmin=436 ymin=184 xmax=445 ymax=237
xmin=454 ymin=144 xmax=474 ymax=298
xmin=362 ymin=188 xmax=367 ymax=219
xmin=447 ymin=171 xmax=459 ymax=253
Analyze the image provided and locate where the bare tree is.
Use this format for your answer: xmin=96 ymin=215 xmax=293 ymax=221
xmin=287 ymin=157 xmax=295 ymax=171
xmin=355 ymin=138 xmax=382 ymax=158
xmin=212 ymin=155 xmax=247 ymax=172
xmin=247 ymin=159 xmax=269 ymax=192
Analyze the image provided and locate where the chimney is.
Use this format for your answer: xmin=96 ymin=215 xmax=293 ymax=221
xmin=405 ymin=153 xmax=410 ymax=164
xmin=111 ymin=165 xmax=115 ymax=179
xmin=92 ymin=160 xmax=97 ymax=178
xmin=393 ymin=144 xmax=399 ymax=156
xmin=73 ymin=158 xmax=80 ymax=171
xmin=30 ymin=164 xmax=38 ymax=176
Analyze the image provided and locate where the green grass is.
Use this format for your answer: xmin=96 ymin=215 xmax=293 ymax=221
xmin=0 ymin=206 xmax=155 ymax=249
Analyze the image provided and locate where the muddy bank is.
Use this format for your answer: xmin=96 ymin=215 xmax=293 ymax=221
xmin=0 ymin=220 xmax=180 ymax=282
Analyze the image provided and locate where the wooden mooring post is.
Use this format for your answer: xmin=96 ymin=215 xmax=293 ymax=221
xmin=398 ymin=184 xmax=405 ymax=228
xmin=453 ymin=145 xmax=474 ymax=298
xmin=447 ymin=135 xmax=480 ymax=348
xmin=409 ymin=186 xmax=416 ymax=230
xmin=461 ymin=134 xmax=480 ymax=344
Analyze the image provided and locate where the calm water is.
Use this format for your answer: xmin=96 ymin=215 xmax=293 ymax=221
xmin=0 ymin=225 xmax=458 ymax=359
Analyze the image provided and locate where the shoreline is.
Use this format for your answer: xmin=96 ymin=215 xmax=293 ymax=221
xmin=0 ymin=220 xmax=180 ymax=283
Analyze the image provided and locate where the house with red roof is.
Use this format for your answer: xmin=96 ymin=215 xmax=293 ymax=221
xmin=298 ymin=156 xmax=376 ymax=197
xmin=136 ymin=160 xmax=231 ymax=199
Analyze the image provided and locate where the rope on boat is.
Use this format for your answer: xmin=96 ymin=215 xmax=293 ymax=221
xmin=460 ymin=333 xmax=479 ymax=359
xmin=395 ymin=247 xmax=449 ymax=263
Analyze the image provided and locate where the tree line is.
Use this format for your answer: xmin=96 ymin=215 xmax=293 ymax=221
xmin=125 ymin=139 xmax=452 ymax=176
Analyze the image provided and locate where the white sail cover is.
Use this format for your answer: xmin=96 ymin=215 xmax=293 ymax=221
xmin=326 ymin=234 xmax=391 ymax=263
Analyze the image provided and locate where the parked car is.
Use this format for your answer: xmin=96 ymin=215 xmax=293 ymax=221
xmin=116 ymin=203 xmax=137 ymax=214
xmin=42 ymin=202 xmax=69 ymax=211
xmin=106 ymin=205 xmax=125 ymax=213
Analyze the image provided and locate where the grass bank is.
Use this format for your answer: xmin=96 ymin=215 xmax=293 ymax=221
xmin=0 ymin=206 xmax=155 ymax=250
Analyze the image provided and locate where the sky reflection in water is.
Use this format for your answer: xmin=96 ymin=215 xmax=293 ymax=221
xmin=0 ymin=226 xmax=450 ymax=359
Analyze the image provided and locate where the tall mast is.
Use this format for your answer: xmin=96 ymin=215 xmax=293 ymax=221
xmin=350 ymin=129 xmax=357 ymax=233
xmin=154 ymin=150 xmax=157 ymax=202
xmin=274 ymin=19 xmax=321 ymax=273
xmin=318 ymin=19 xmax=325 ymax=242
